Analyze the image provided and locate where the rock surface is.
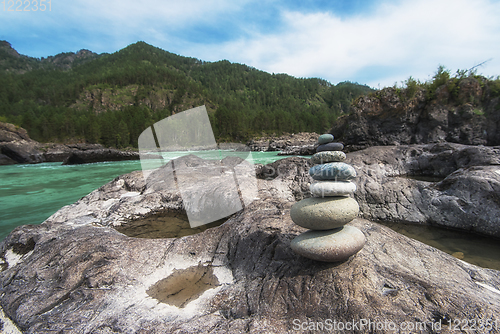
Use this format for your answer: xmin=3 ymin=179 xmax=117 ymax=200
xmin=1 ymin=155 xmax=499 ymax=332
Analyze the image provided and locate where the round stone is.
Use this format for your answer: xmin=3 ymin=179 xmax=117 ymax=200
xmin=316 ymin=142 xmax=344 ymax=152
xmin=290 ymin=196 xmax=359 ymax=230
xmin=310 ymin=181 xmax=356 ymax=197
xmin=290 ymin=225 xmax=366 ymax=262
xmin=309 ymin=162 xmax=356 ymax=181
xmin=317 ymin=134 xmax=334 ymax=145
xmin=311 ymin=151 xmax=346 ymax=164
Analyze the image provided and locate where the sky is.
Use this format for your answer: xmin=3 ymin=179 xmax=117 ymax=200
xmin=1 ymin=0 xmax=500 ymax=88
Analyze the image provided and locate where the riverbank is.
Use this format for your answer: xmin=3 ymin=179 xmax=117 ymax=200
xmin=1 ymin=152 xmax=498 ymax=332
xmin=1 ymin=122 xmax=318 ymax=166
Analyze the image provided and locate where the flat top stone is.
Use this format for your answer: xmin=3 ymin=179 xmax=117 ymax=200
xmin=311 ymin=151 xmax=346 ymax=164
xmin=316 ymin=142 xmax=344 ymax=152
xmin=318 ymin=134 xmax=334 ymax=145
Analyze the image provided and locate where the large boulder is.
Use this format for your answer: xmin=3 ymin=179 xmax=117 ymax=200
xmin=0 ymin=122 xmax=43 ymax=164
xmin=0 ymin=155 xmax=499 ymax=332
xmin=348 ymin=143 xmax=500 ymax=237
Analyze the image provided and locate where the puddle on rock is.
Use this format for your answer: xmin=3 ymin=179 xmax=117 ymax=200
xmin=382 ymin=221 xmax=500 ymax=270
xmin=115 ymin=211 xmax=226 ymax=239
xmin=147 ymin=264 xmax=220 ymax=307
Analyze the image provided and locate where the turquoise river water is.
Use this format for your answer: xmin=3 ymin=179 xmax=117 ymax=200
xmin=1 ymin=150 xmax=499 ymax=270
xmin=0 ymin=151 xmax=287 ymax=241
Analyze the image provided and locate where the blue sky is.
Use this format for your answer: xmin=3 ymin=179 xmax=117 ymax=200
xmin=1 ymin=0 xmax=500 ymax=88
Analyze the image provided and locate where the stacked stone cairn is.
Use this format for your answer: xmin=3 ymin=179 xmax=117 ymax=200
xmin=290 ymin=134 xmax=366 ymax=262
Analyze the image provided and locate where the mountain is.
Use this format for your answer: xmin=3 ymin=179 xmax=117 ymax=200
xmin=0 ymin=41 xmax=373 ymax=147
xmin=0 ymin=41 xmax=99 ymax=73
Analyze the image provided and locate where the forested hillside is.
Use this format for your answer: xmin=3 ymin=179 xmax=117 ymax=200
xmin=0 ymin=41 xmax=373 ymax=147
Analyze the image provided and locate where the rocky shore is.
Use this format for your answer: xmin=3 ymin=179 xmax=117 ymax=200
xmin=0 ymin=147 xmax=499 ymax=332
xmin=0 ymin=122 xmax=143 ymax=165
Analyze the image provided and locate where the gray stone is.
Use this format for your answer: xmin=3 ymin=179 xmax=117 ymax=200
xmin=309 ymin=162 xmax=356 ymax=181
xmin=317 ymin=134 xmax=334 ymax=145
xmin=290 ymin=196 xmax=359 ymax=230
xmin=316 ymin=142 xmax=344 ymax=152
xmin=290 ymin=225 xmax=366 ymax=262
xmin=311 ymin=151 xmax=346 ymax=164
xmin=310 ymin=181 xmax=356 ymax=197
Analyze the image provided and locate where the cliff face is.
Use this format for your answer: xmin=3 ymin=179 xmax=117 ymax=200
xmin=331 ymin=77 xmax=500 ymax=151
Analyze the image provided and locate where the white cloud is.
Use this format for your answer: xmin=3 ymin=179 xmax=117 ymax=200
xmin=193 ymin=0 xmax=500 ymax=87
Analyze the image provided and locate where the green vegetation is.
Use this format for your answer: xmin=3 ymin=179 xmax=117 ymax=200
xmin=0 ymin=41 xmax=372 ymax=147
xmin=387 ymin=64 xmax=500 ymax=108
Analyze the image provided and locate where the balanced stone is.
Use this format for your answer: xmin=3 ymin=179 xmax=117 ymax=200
xmin=310 ymin=181 xmax=356 ymax=197
xmin=290 ymin=225 xmax=366 ymax=262
xmin=316 ymin=142 xmax=344 ymax=152
xmin=317 ymin=134 xmax=334 ymax=145
xmin=309 ymin=162 xmax=356 ymax=181
xmin=290 ymin=196 xmax=359 ymax=230
xmin=311 ymin=151 xmax=346 ymax=164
